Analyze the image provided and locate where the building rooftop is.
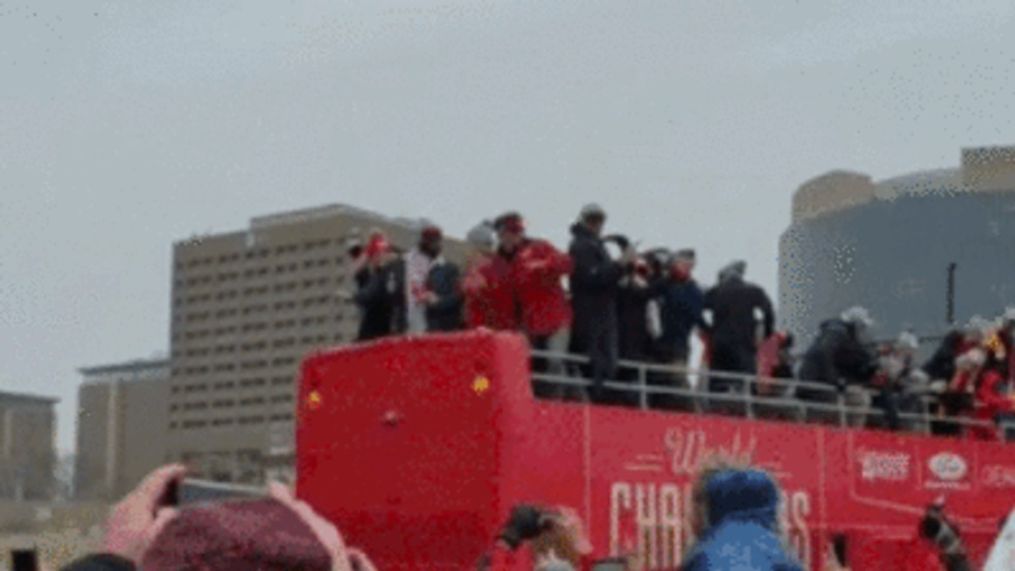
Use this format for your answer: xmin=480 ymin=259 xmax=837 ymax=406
xmin=792 ymin=146 xmax=1015 ymax=223
xmin=78 ymin=357 xmax=170 ymax=378
xmin=176 ymin=203 xmax=436 ymax=248
xmin=0 ymin=390 xmax=59 ymax=405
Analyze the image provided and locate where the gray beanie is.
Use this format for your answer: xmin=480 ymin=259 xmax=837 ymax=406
xmin=466 ymin=221 xmax=497 ymax=251
xmin=718 ymin=260 xmax=747 ymax=282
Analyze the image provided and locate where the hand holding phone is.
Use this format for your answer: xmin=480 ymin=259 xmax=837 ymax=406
xmin=105 ymin=464 xmax=186 ymax=565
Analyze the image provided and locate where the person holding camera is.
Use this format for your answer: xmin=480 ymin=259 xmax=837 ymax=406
xmin=479 ymin=504 xmax=593 ymax=571
xmin=916 ymin=499 xmax=973 ymax=571
xmin=61 ymin=465 xmax=377 ymax=571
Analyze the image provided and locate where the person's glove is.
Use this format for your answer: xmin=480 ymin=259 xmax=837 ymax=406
xmin=499 ymin=505 xmax=548 ymax=549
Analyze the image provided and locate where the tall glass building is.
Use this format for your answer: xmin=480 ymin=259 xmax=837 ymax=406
xmin=779 ymin=146 xmax=1015 ymax=346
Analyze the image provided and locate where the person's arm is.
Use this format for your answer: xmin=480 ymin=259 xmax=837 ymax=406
xmin=691 ymin=285 xmax=707 ymax=332
xmin=62 ymin=465 xmax=184 ymax=571
xmin=548 ymin=246 xmax=574 ymax=277
xmin=568 ymin=241 xmax=623 ymax=291
xmin=814 ymin=332 xmax=842 ymax=388
xmin=353 ymin=269 xmax=385 ymax=307
xmin=977 ymin=372 xmax=1014 ymax=412
xmin=757 ymin=288 xmax=776 ymax=340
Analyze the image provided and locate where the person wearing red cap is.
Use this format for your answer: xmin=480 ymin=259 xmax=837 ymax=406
xmin=353 ymin=230 xmax=406 ymax=341
xmin=404 ymin=224 xmax=446 ymax=334
xmin=493 ymin=212 xmax=574 ymax=396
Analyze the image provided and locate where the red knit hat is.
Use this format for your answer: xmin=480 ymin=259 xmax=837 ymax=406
xmin=141 ymin=498 xmax=332 ymax=570
xmin=494 ymin=212 xmax=525 ymax=234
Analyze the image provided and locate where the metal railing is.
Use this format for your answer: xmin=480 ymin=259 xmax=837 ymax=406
xmin=529 ymin=350 xmax=1002 ymax=439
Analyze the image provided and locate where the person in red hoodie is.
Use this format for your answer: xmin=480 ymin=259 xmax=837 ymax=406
xmin=950 ymin=348 xmax=1015 ymax=440
xmin=493 ymin=212 xmax=575 ymax=398
xmin=462 ymin=221 xmax=516 ymax=331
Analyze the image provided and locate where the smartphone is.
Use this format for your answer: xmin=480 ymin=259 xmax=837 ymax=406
xmin=11 ymin=548 xmax=38 ymax=571
xmin=174 ymin=478 xmax=266 ymax=506
xmin=591 ymin=558 xmax=627 ymax=571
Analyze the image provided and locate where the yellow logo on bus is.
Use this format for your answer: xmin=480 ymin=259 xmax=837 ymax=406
xmin=472 ymin=375 xmax=491 ymax=395
xmin=306 ymin=390 xmax=323 ymax=410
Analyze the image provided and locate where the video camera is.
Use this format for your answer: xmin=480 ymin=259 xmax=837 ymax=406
xmin=919 ymin=500 xmax=972 ymax=571
xmin=498 ymin=504 xmax=555 ymax=549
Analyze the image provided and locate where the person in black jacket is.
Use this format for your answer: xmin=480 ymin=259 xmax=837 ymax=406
xmin=703 ymin=260 xmax=774 ymax=395
xmin=614 ymin=256 xmax=656 ymax=405
xmin=419 ymin=230 xmax=464 ymax=332
xmin=568 ymin=203 xmax=634 ymax=403
xmin=651 ymin=249 xmax=705 ymax=410
xmin=353 ymin=233 xmax=406 ymax=341
xmin=797 ymin=306 xmax=878 ymax=425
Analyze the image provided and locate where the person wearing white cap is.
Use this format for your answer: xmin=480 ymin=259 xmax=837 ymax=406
xmin=797 ymin=307 xmax=879 ymax=426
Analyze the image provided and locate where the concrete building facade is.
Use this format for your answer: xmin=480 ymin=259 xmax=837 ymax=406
xmin=167 ymin=204 xmax=466 ymax=483
xmin=0 ymin=391 xmax=58 ymax=501
xmin=780 ymin=146 xmax=1015 ymax=347
xmin=75 ymin=357 xmax=170 ymax=501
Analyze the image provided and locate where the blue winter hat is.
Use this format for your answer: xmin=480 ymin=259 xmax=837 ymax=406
xmin=704 ymin=469 xmax=780 ymax=529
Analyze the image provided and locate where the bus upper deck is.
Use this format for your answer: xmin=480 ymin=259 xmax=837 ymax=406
xmin=295 ymin=330 xmax=1015 ymax=570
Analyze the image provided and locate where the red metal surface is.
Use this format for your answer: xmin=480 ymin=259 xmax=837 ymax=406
xmin=296 ymin=331 xmax=1015 ymax=570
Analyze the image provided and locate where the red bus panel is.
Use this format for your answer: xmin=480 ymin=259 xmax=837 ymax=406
xmin=296 ymin=331 xmax=1015 ymax=570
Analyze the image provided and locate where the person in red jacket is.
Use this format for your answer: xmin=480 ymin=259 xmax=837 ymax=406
xmin=462 ymin=221 xmax=517 ymax=331
xmin=494 ymin=212 xmax=575 ymax=398
xmin=950 ymin=348 xmax=1015 ymax=440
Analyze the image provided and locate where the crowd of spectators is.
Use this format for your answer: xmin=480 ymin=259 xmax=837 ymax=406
xmin=58 ymin=461 xmax=987 ymax=571
xmin=347 ymin=204 xmax=1015 ymax=441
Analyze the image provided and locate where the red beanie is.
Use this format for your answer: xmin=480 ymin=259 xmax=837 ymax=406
xmin=141 ymin=498 xmax=332 ymax=570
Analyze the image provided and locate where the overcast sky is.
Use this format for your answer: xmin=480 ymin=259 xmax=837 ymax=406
xmin=2 ymin=0 xmax=1014 ymax=452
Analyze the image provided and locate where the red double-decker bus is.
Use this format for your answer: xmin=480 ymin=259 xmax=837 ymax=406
xmin=295 ymin=331 xmax=1015 ymax=569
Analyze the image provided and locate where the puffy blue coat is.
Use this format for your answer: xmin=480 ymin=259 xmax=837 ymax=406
xmin=682 ymin=470 xmax=804 ymax=571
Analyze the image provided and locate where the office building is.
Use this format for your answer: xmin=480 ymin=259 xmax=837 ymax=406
xmin=0 ymin=391 xmax=58 ymax=500
xmin=167 ymin=204 xmax=466 ymax=482
xmin=75 ymin=357 xmax=169 ymax=500
xmin=780 ymin=146 xmax=1015 ymax=347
